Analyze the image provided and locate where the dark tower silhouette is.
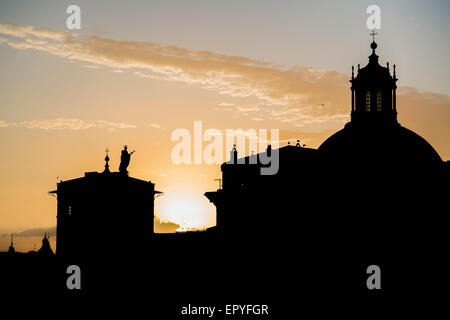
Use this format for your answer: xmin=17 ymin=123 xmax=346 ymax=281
xmin=350 ymin=41 xmax=397 ymax=124
xmin=50 ymin=148 xmax=160 ymax=258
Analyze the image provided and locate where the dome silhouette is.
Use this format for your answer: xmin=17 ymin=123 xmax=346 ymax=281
xmin=318 ymin=122 xmax=442 ymax=166
xmin=317 ymin=39 xmax=443 ymax=168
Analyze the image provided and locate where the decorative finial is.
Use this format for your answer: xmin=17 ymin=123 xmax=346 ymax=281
xmin=296 ymin=139 xmax=301 ymax=147
xmin=358 ymin=64 xmax=360 ymax=71
xmin=103 ymin=147 xmax=111 ymax=173
xmin=8 ymin=233 xmax=15 ymax=254
xmin=393 ymin=64 xmax=396 ymax=77
xmin=352 ymin=65 xmax=354 ymax=79
xmin=387 ymin=62 xmax=389 ymax=70
xmin=370 ymin=29 xmax=378 ymax=43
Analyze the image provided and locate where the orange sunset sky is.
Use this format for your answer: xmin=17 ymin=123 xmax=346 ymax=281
xmin=0 ymin=0 xmax=449 ymax=251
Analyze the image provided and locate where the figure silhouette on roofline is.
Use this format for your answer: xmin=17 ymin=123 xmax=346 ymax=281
xmin=119 ymin=145 xmax=135 ymax=175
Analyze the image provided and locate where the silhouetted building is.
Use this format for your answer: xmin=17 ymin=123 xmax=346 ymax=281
xmin=1 ymin=233 xmax=53 ymax=256
xmin=205 ymin=142 xmax=319 ymax=233
xmin=206 ymin=39 xmax=449 ymax=245
xmin=1 ymin=37 xmax=449 ymax=300
xmin=50 ymin=150 xmax=161 ymax=257
xmin=319 ymin=41 xmax=443 ymax=168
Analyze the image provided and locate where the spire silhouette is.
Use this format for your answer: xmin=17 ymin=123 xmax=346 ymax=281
xmin=8 ymin=233 xmax=15 ymax=254
xmin=103 ymin=148 xmax=111 ymax=174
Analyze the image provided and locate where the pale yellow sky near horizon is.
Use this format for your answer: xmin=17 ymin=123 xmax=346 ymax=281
xmin=1 ymin=1 xmax=449 ymax=252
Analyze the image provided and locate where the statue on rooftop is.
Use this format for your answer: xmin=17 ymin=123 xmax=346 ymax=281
xmin=119 ymin=145 xmax=135 ymax=175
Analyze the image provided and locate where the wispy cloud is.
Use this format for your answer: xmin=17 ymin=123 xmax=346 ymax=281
xmin=0 ymin=23 xmax=449 ymax=149
xmin=0 ymin=118 xmax=136 ymax=130
xmin=1 ymin=219 xmax=180 ymax=240
xmin=0 ymin=23 xmax=348 ymax=126
xmin=1 ymin=226 xmax=56 ymax=238
xmin=236 ymin=104 xmax=260 ymax=112
xmin=0 ymin=24 xmax=72 ymax=41
xmin=149 ymin=123 xmax=163 ymax=129
xmin=83 ymin=64 xmax=100 ymax=69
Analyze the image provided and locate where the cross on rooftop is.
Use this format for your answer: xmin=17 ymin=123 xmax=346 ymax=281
xmin=370 ymin=29 xmax=378 ymax=42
